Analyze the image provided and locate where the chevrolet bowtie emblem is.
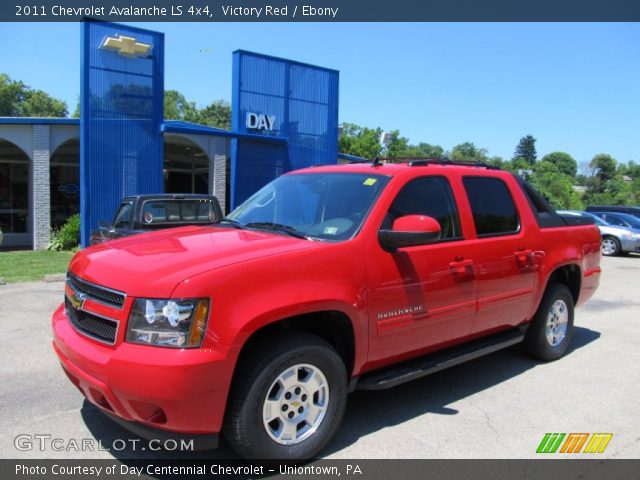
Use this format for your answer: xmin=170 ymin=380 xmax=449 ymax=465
xmin=69 ymin=290 xmax=88 ymax=311
xmin=100 ymin=34 xmax=152 ymax=58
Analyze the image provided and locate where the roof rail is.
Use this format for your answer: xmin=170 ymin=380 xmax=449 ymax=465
xmin=347 ymin=157 xmax=384 ymax=167
xmin=404 ymin=157 xmax=501 ymax=169
xmin=344 ymin=156 xmax=501 ymax=170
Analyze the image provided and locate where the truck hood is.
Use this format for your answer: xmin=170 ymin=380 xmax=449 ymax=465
xmin=69 ymin=225 xmax=318 ymax=297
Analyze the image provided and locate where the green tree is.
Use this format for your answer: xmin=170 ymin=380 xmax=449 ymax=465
xmin=514 ymin=134 xmax=537 ymax=165
xmin=620 ymin=160 xmax=640 ymax=178
xmin=486 ymin=156 xmax=506 ymax=168
xmin=450 ymin=142 xmax=488 ymax=162
xmin=413 ymin=142 xmax=444 ymax=158
xmin=164 ymin=90 xmax=199 ymax=122
xmin=72 ymin=95 xmax=80 ymax=119
xmin=590 ymin=153 xmax=617 ymax=183
xmin=21 ymin=90 xmax=68 ymax=117
xmin=529 ymin=160 xmax=583 ymax=209
xmin=338 ymin=123 xmax=382 ymax=159
xmin=385 ymin=130 xmax=411 ymax=159
xmin=541 ymin=152 xmax=577 ymax=177
xmin=0 ymin=73 xmax=67 ymax=117
xmin=0 ymin=74 xmax=26 ymax=115
xmin=197 ymin=100 xmax=231 ymax=129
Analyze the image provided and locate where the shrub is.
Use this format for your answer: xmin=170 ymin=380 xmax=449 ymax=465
xmin=48 ymin=214 xmax=80 ymax=251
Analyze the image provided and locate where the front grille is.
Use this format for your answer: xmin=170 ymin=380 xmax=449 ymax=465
xmin=67 ymin=273 xmax=125 ymax=309
xmin=65 ymin=298 xmax=118 ymax=344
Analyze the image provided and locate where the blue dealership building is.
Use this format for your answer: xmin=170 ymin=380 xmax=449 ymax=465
xmin=0 ymin=22 xmax=340 ymax=249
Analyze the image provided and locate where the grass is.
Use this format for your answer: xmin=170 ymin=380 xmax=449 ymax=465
xmin=0 ymin=250 xmax=74 ymax=283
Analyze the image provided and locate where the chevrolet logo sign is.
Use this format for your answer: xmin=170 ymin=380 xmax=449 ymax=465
xmin=100 ymin=34 xmax=152 ymax=58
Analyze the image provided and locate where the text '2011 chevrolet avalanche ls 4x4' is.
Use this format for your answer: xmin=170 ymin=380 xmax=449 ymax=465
xmin=52 ymin=159 xmax=601 ymax=459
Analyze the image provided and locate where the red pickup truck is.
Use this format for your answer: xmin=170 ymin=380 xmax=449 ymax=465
xmin=52 ymin=160 xmax=601 ymax=459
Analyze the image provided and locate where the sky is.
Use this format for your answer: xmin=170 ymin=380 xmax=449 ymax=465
xmin=1 ymin=22 xmax=639 ymax=165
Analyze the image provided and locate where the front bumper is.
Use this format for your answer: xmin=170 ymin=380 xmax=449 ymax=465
xmin=52 ymin=303 xmax=237 ymax=440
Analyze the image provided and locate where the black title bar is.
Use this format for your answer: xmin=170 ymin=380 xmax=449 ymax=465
xmin=3 ymin=0 xmax=640 ymax=22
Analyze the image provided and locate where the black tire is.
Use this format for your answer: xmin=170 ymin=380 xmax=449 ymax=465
xmin=524 ymin=283 xmax=574 ymax=361
xmin=223 ymin=333 xmax=347 ymax=459
xmin=601 ymin=235 xmax=621 ymax=256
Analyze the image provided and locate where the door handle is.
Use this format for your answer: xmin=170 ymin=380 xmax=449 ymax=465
xmin=515 ymin=249 xmax=534 ymax=268
xmin=449 ymin=259 xmax=475 ymax=276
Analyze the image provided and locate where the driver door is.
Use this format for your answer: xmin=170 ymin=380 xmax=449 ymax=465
xmin=366 ymin=176 xmax=477 ymax=366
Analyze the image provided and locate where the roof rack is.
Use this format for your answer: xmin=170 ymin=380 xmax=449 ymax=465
xmin=344 ymin=156 xmax=501 ymax=170
xmin=346 ymin=157 xmax=383 ymax=166
xmin=405 ymin=157 xmax=500 ymax=169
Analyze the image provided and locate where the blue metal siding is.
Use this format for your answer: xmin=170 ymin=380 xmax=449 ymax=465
xmin=80 ymin=22 xmax=164 ymax=247
xmin=230 ymin=50 xmax=339 ymax=208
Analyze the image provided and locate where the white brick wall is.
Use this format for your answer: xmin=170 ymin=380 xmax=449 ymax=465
xmin=212 ymin=154 xmax=227 ymax=214
xmin=31 ymin=125 xmax=51 ymax=250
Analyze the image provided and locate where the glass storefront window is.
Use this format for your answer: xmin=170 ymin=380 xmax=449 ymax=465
xmin=50 ymin=139 xmax=80 ymax=230
xmin=0 ymin=140 xmax=29 ymax=234
xmin=164 ymin=137 xmax=209 ymax=194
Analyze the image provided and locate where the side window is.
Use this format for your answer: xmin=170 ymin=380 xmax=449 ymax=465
xmin=605 ymin=214 xmax=624 ymax=227
xmin=112 ymin=203 xmax=133 ymax=229
xmin=385 ymin=176 xmax=462 ymax=240
xmin=463 ymin=177 xmax=519 ymax=236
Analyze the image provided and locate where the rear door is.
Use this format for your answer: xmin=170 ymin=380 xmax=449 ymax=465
xmin=461 ymin=176 xmax=537 ymax=334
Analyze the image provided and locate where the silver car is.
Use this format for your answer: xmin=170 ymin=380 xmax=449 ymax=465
xmin=557 ymin=210 xmax=640 ymax=256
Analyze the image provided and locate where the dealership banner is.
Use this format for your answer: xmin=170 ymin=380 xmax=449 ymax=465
xmin=3 ymin=0 xmax=640 ymax=22
xmin=3 ymin=459 xmax=640 ymax=480
xmin=79 ymin=21 xmax=164 ymax=246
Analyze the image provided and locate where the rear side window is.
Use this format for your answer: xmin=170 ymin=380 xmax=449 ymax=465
xmin=141 ymin=200 xmax=219 ymax=225
xmin=463 ymin=177 xmax=519 ymax=236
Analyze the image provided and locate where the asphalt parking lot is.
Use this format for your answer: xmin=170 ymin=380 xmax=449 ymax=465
xmin=1 ymin=255 xmax=639 ymax=460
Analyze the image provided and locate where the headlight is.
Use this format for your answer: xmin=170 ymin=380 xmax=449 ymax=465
xmin=126 ymin=298 xmax=209 ymax=348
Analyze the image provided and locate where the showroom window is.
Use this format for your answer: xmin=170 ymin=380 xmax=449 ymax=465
xmin=0 ymin=139 xmax=29 ymax=234
xmin=50 ymin=138 xmax=80 ymax=230
xmin=164 ymin=137 xmax=209 ymax=194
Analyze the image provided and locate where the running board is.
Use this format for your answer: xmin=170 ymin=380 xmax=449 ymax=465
xmin=356 ymin=328 xmax=526 ymax=391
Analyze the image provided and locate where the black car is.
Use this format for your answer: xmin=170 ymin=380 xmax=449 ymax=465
xmin=90 ymin=194 xmax=223 ymax=245
xmin=586 ymin=205 xmax=640 ymax=219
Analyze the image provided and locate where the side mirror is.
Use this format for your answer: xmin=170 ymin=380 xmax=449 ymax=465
xmin=379 ymin=215 xmax=442 ymax=252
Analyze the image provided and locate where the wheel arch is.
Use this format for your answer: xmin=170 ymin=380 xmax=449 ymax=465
xmin=542 ymin=263 xmax=581 ymax=307
xmin=232 ymin=310 xmax=357 ymax=381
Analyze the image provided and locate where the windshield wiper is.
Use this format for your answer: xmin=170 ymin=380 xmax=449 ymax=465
xmin=244 ymin=222 xmax=308 ymax=239
xmin=217 ymin=218 xmax=245 ymax=229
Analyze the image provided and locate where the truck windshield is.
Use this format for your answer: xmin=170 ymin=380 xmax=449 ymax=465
xmin=225 ymin=172 xmax=389 ymax=241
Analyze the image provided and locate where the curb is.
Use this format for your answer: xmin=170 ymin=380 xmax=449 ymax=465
xmin=44 ymin=273 xmax=66 ymax=283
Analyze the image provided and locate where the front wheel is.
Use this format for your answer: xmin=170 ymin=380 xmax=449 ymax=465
xmin=524 ymin=283 xmax=574 ymax=361
xmin=224 ymin=333 xmax=347 ymax=459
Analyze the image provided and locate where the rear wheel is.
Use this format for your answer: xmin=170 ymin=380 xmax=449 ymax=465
xmin=601 ymin=236 xmax=621 ymax=256
xmin=224 ymin=333 xmax=347 ymax=459
xmin=524 ymin=284 xmax=574 ymax=361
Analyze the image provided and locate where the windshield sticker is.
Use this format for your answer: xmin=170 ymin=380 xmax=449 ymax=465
xmin=143 ymin=212 xmax=154 ymax=224
xmin=363 ymin=178 xmax=378 ymax=186
xmin=323 ymin=226 xmax=338 ymax=235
